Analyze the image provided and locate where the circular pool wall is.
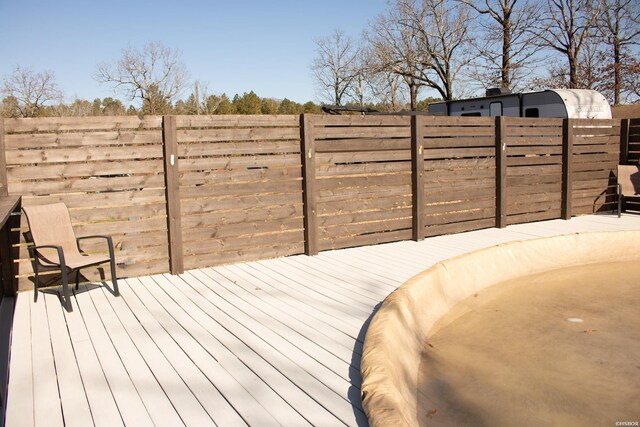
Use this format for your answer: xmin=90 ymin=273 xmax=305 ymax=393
xmin=360 ymin=231 xmax=640 ymax=427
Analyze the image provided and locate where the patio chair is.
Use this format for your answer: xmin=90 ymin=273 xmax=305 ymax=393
xmin=22 ymin=203 xmax=119 ymax=312
xmin=617 ymin=165 xmax=640 ymax=217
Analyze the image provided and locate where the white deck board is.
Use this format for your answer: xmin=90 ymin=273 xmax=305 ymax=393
xmin=30 ymin=294 xmax=65 ymax=427
xmin=70 ymin=291 xmax=152 ymax=426
xmin=85 ymin=285 xmax=185 ymax=427
xmin=117 ymin=279 xmax=233 ymax=426
xmin=147 ymin=274 xmax=311 ymax=426
xmin=63 ymin=293 xmax=124 ymax=427
xmin=44 ymin=295 xmax=94 ymax=427
xmin=156 ymin=272 xmax=328 ymax=426
xmin=5 ymin=293 xmax=33 ymax=427
xmin=99 ymin=280 xmax=212 ymax=425
xmin=209 ymin=264 xmax=355 ymax=364
xmin=6 ymin=213 xmax=640 ymax=427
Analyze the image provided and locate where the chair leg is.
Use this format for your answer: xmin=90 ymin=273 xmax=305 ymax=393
xmin=30 ymin=248 xmax=39 ymax=303
xmin=76 ymin=270 xmax=80 ymax=290
xmin=61 ymin=267 xmax=73 ymax=312
xmin=618 ymin=184 xmax=622 ymax=218
xmin=110 ymin=260 xmax=119 ymax=297
xmin=33 ymin=264 xmax=39 ymax=303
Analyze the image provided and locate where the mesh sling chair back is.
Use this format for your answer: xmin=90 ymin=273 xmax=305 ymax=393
xmin=617 ymin=165 xmax=640 ymax=217
xmin=22 ymin=203 xmax=119 ymax=312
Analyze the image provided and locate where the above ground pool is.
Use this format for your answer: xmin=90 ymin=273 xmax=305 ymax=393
xmin=360 ymin=231 xmax=640 ymax=426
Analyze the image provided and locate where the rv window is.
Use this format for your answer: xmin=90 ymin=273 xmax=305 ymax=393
xmin=525 ymin=108 xmax=539 ymax=117
xmin=461 ymin=112 xmax=481 ymax=117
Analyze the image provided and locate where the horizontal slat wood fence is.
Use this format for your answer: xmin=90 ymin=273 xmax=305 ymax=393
xmin=174 ymin=115 xmax=304 ymax=270
xmin=0 ymin=114 xmax=632 ymax=290
xmin=419 ymin=116 xmax=497 ymax=237
xmin=571 ymin=120 xmax=620 ymax=215
xmin=505 ymin=118 xmax=564 ymax=224
xmin=3 ymin=117 xmax=168 ymax=289
xmin=310 ymin=115 xmax=413 ymax=251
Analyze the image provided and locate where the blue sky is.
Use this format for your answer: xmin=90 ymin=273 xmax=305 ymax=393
xmin=0 ymin=0 xmax=388 ymax=105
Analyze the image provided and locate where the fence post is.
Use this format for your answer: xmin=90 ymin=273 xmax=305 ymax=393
xmin=0 ymin=119 xmax=8 ymax=197
xmin=620 ymin=118 xmax=630 ymax=164
xmin=162 ymin=115 xmax=184 ymax=274
xmin=561 ymin=119 xmax=574 ymax=220
xmin=495 ymin=116 xmax=507 ymax=228
xmin=300 ymin=114 xmax=318 ymax=255
xmin=411 ymin=115 xmax=425 ymax=241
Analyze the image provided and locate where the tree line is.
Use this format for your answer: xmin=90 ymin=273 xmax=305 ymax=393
xmin=0 ymin=60 xmax=434 ymax=119
xmin=312 ymin=0 xmax=640 ymax=109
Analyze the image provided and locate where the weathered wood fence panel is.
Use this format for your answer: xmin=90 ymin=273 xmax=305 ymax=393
xmin=311 ymin=115 xmax=413 ymax=251
xmin=420 ymin=116 xmax=497 ymax=236
xmin=504 ymin=118 xmax=564 ymax=225
xmin=0 ymin=114 xmax=631 ymax=290
xmin=3 ymin=117 xmax=168 ymax=288
xmin=571 ymin=119 xmax=620 ymax=215
xmin=175 ymin=115 xmax=304 ymax=270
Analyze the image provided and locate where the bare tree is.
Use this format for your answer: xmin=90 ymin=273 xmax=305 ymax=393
xmin=535 ymin=0 xmax=601 ymax=89
xmin=408 ymin=0 xmax=472 ymax=101
xmin=1 ymin=65 xmax=63 ymax=117
xmin=597 ymin=0 xmax=640 ymax=104
xmin=367 ymin=0 xmax=471 ymax=105
xmin=458 ymin=0 xmax=544 ymax=91
xmin=627 ymin=59 xmax=640 ymax=101
xmin=366 ymin=3 xmax=426 ymax=109
xmin=312 ymin=29 xmax=362 ymax=106
xmin=367 ymin=69 xmax=409 ymax=111
xmin=95 ymin=41 xmax=189 ymax=115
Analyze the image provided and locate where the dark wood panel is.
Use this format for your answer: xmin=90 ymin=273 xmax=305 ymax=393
xmin=426 ymin=197 xmax=495 ymax=214
xmin=180 ymin=178 xmax=302 ymax=198
xmin=183 ymin=242 xmax=304 ymax=270
xmin=5 ymin=130 xmax=161 ymax=149
xmin=7 ymin=159 xmax=164 ymax=180
xmin=504 ymin=118 xmax=563 ymax=127
xmin=422 ymin=136 xmax=494 ymax=148
xmin=177 ymin=127 xmax=300 ymax=143
xmin=319 ymin=195 xmax=411 ymax=215
xmin=424 ymin=217 xmax=495 ymax=237
xmin=175 ymin=114 xmax=300 ymax=128
xmin=181 ymin=193 xmax=303 ymax=214
xmin=317 ymin=173 xmax=410 ymax=190
xmin=183 ymin=230 xmax=304 ymax=257
xmin=182 ymin=204 xmax=303 ymax=229
xmin=315 ymin=126 xmax=410 ymax=139
xmin=315 ymin=137 xmax=411 ymax=153
xmin=182 ymin=218 xmax=304 ymax=242
xmin=4 ymin=116 xmax=162 ymax=133
xmin=506 ymin=209 xmax=560 ymax=225
xmin=318 ymin=207 xmax=412 ymax=227
xmin=312 ymin=115 xmax=410 ymax=126
xmin=426 ymin=207 xmax=495 ymax=225
xmin=318 ymin=229 xmax=412 ymax=252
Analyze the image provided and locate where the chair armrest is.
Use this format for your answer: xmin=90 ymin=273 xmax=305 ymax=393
xmin=27 ymin=244 xmax=66 ymax=268
xmin=76 ymin=235 xmax=112 ymax=243
xmin=76 ymin=235 xmax=115 ymax=260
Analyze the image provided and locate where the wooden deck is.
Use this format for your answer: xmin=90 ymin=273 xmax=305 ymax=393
xmin=6 ymin=214 xmax=640 ymax=427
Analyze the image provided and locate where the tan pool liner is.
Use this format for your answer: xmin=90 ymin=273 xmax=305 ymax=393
xmin=360 ymin=230 xmax=640 ymax=426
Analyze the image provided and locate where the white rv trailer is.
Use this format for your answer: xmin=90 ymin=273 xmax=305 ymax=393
xmin=428 ymin=89 xmax=611 ymax=119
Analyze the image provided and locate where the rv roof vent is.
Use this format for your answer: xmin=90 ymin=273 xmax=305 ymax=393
xmin=486 ymin=87 xmax=512 ymax=97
